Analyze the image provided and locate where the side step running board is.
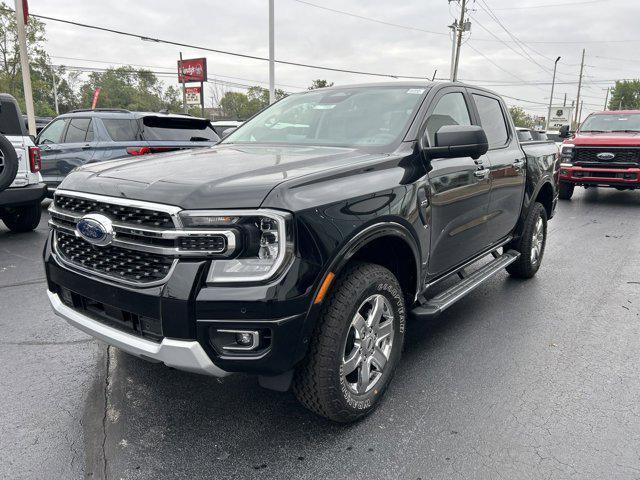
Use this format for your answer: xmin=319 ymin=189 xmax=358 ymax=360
xmin=412 ymin=250 xmax=520 ymax=318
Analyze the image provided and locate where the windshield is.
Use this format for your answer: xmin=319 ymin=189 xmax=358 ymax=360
xmin=580 ymin=113 xmax=640 ymax=132
xmin=223 ymin=86 xmax=427 ymax=147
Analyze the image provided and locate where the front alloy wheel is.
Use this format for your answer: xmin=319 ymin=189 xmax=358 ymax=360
xmin=293 ymin=262 xmax=405 ymax=423
xmin=506 ymin=201 xmax=547 ymax=279
xmin=342 ymin=294 xmax=395 ymax=395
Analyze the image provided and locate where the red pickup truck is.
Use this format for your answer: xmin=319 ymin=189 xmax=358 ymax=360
xmin=558 ymin=110 xmax=640 ymax=199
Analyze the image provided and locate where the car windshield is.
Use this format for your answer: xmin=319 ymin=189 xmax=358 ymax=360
xmin=222 ymin=86 xmax=428 ymax=148
xmin=141 ymin=116 xmax=220 ymax=142
xmin=580 ymin=113 xmax=640 ymax=132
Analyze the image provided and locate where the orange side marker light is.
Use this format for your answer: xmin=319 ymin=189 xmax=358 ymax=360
xmin=314 ymin=272 xmax=335 ymax=304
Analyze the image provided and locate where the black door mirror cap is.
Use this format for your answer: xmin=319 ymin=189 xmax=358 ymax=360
xmin=424 ymin=125 xmax=489 ymax=160
xmin=558 ymin=124 xmax=572 ymax=138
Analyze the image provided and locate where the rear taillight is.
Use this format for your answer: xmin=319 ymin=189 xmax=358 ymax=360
xmin=126 ymin=146 xmax=176 ymax=156
xmin=28 ymin=146 xmax=41 ymax=173
xmin=126 ymin=146 xmax=151 ymax=156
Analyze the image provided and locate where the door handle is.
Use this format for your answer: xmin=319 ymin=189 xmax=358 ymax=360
xmin=81 ymin=145 xmax=91 ymax=150
xmin=513 ymin=159 xmax=526 ymax=169
xmin=474 ymin=169 xmax=490 ymax=179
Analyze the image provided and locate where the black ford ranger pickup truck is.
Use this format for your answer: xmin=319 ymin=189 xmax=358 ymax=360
xmin=44 ymin=82 xmax=558 ymax=422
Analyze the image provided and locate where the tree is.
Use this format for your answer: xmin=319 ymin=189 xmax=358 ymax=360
xmin=78 ymin=67 xmax=182 ymax=112
xmin=308 ymin=79 xmax=334 ymax=90
xmin=509 ymin=106 xmax=536 ymax=128
xmin=608 ymin=80 xmax=640 ymax=110
xmin=0 ymin=5 xmax=79 ymax=116
xmin=219 ymin=86 xmax=287 ymax=120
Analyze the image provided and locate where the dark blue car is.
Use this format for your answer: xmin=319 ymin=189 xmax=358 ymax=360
xmin=36 ymin=109 xmax=220 ymax=195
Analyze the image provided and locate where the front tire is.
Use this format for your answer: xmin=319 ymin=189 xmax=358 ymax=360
xmin=506 ymin=202 xmax=547 ymax=279
xmin=293 ymin=263 xmax=406 ymax=423
xmin=558 ymin=181 xmax=574 ymax=200
xmin=1 ymin=203 xmax=42 ymax=232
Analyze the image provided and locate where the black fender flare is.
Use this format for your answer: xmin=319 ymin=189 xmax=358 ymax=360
xmin=515 ymin=176 xmax=555 ymax=238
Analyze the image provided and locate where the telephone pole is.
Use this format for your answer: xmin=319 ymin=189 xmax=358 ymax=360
xmin=14 ymin=0 xmax=36 ymax=136
xmin=452 ymin=0 xmax=467 ymax=82
xmin=573 ymin=48 xmax=585 ymax=128
xmin=449 ymin=20 xmax=457 ymax=81
xmin=268 ymin=0 xmax=275 ymax=104
xmin=603 ymin=87 xmax=610 ymax=110
xmin=546 ymin=56 xmax=561 ymax=131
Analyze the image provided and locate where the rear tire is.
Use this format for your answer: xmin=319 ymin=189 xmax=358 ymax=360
xmin=1 ymin=203 xmax=42 ymax=232
xmin=0 ymin=134 xmax=18 ymax=192
xmin=558 ymin=182 xmax=574 ymax=200
xmin=293 ymin=263 xmax=406 ymax=423
xmin=506 ymin=202 xmax=547 ymax=279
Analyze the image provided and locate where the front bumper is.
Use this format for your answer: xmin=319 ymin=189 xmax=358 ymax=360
xmin=0 ymin=182 xmax=47 ymax=207
xmin=559 ymin=165 xmax=640 ymax=186
xmin=48 ymin=290 xmax=230 ymax=376
xmin=44 ymin=232 xmax=322 ymax=376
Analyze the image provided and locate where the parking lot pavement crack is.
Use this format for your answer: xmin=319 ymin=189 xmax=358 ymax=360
xmin=101 ymin=345 xmax=111 ymax=480
xmin=0 ymin=278 xmax=47 ymax=289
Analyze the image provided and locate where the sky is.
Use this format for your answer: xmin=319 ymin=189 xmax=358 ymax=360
xmin=12 ymin=0 xmax=640 ymax=120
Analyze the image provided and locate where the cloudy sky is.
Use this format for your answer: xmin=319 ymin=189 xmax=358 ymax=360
xmin=12 ymin=0 xmax=640 ymax=120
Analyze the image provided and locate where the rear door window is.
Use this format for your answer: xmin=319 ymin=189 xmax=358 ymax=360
xmin=102 ymin=118 xmax=139 ymax=141
xmin=141 ymin=116 xmax=220 ymax=142
xmin=63 ymin=118 xmax=92 ymax=143
xmin=473 ymin=94 xmax=510 ymax=149
xmin=38 ymin=118 xmax=67 ymax=144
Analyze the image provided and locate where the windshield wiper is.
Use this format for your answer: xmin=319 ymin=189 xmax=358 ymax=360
xmin=189 ymin=136 xmax=211 ymax=141
xmin=580 ymin=130 xmax=607 ymax=133
xmin=611 ymin=129 xmax=640 ymax=133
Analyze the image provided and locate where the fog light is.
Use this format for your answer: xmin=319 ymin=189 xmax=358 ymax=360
xmin=235 ymin=332 xmax=254 ymax=346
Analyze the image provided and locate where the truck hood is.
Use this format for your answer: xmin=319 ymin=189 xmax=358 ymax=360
xmin=571 ymin=131 xmax=640 ymax=146
xmin=59 ymin=144 xmax=376 ymax=209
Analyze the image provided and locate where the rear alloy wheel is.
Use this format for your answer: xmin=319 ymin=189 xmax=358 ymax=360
xmin=293 ymin=262 xmax=405 ymax=423
xmin=558 ymin=181 xmax=574 ymax=200
xmin=506 ymin=202 xmax=547 ymax=279
xmin=1 ymin=203 xmax=42 ymax=232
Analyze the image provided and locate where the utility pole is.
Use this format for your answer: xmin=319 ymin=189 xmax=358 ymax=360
xmin=578 ymin=100 xmax=584 ymax=124
xmin=452 ymin=0 xmax=467 ymax=82
xmin=51 ymin=67 xmax=59 ymax=115
xmin=449 ymin=20 xmax=457 ymax=81
xmin=563 ymin=93 xmax=567 ymax=106
xmin=546 ymin=56 xmax=561 ymax=131
xmin=179 ymin=52 xmax=187 ymax=114
xmin=603 ymin=87 xmax=610 ymax=110
xmin=14 ymin=0 xmax=36 ymax=136
xmin=268 ymin=0 xmax=275 ymax=104
xmin=573 ymin=48 xmax=585 ymax=128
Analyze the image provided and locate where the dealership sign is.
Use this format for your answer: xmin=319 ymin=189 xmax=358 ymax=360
xmin=177 ymin=58 xmax=207 ymax=83
xmin=185 ymin=86 xmax=202 ymax=105
xmin=548 ymin=106 xmax=573 ymax=129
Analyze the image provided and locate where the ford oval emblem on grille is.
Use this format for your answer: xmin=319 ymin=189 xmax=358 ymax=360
xmin=76 ymin=213 xmax=114 ymax=246
xmin=596 ymin=152 xmax=616 ymax=160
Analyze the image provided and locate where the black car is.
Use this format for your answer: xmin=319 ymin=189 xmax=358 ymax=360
xmin=35 ymin=109 xmax=220 ymax=194
xmin=45 ymin=82 xmax=558 ymax=422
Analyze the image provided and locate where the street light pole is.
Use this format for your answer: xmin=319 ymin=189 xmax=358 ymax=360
xmin=268 ymin=0 xmax=275 ymax=104
xmin=546 ymin=56 xmax=561 ymax=131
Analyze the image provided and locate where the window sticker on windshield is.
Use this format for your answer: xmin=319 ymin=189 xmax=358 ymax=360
xmin=406 ymin=88 xmax=425 ymax=95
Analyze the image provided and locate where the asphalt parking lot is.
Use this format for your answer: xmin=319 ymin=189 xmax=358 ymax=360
xmin=2 ymin=188 xmax=640 ymax=480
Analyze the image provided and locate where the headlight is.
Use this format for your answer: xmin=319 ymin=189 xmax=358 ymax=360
xmin=179 ymin=209 xmax=293 ymax=283
xmin=560 ymin=144 xmax=574 ymax=164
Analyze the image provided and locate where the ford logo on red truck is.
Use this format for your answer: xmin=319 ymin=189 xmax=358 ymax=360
xmin=558 ymin=110 xmax=640 ymax=199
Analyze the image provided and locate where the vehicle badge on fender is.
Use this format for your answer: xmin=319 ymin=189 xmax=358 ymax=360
xmin=596 ymin=152 xmax=615 ymax=161
xmin=75 ymin=213 xmax=114 ymax=246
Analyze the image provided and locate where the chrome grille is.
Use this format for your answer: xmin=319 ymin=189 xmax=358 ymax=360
xmin=54 ymin=194 xmax=175 ymax=228
xmin=56 ymin=231 xmax=174 ymax=284
xmin=49 ymin=190 xmax=237 ymax=286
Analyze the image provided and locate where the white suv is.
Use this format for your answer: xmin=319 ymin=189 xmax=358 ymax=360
xmin=0 ymin=94 xmax=46 ymax=232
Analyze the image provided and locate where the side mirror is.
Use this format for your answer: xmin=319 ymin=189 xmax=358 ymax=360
xmin=221 ymin=127 xmax=237 ymax=138
xmin=558 ymin=124 xmax=571 ymax=138
xmin=424 ymin=125 xmax=489 ymax=160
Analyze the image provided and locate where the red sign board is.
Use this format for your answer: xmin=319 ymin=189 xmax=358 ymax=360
xmin=177 ymin=58 xmax=207 ymax=83
xmin=185 ymin=86 xmax=202 ymax=105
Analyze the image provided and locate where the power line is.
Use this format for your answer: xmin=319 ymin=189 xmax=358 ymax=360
xmin=50 ymin=55 xmax=306 ymax=89
xmin=31 ymin=12 xmax=430 ymax=80
xmin=290 ymin=0 xmax=448 ymax=36
xmin=492 ymin=0 xmax=603 ymax=10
